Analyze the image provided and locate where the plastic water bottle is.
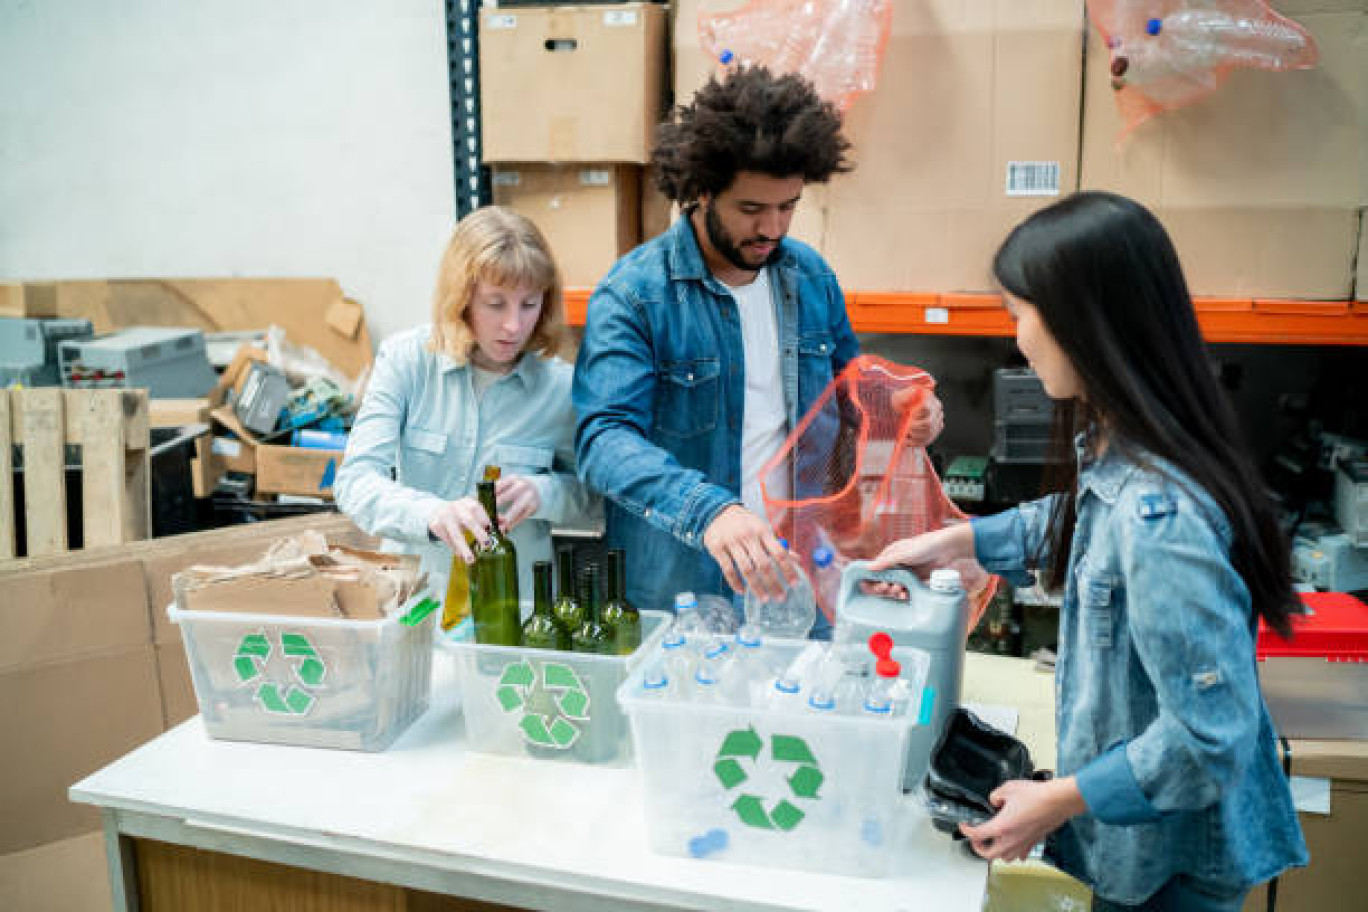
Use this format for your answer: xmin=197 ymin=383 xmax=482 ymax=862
xmin=804 ymin=649 xmax=846 ymax=715
xmin=693 ymin=641 xmax=731 ymax=705
xmin=674 ymin=591 xmax=705 ymax=633
xmin=811 ymin=544 xmax=843 ymax=621
xmin=661 ymin=628 xmax=694 ymax=696
xmin=768 ymin=641 xmax=826 ymax=712
xmin=862 ymin=658 xmax=903 ymax=716
xmin=744 ymin=539 xmax=817 ymax=639
xmin=639 ymin=667 xmax=672 ymax=700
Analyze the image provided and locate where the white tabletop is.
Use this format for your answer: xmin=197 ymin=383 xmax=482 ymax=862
xmin=71 ymin=652 xmax=999 ymax=912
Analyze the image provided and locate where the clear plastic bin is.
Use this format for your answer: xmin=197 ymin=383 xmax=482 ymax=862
xmin=443 ymin=610 xmax=670 ymax=766
xmin=169 ymin=597 xmax=436 ymax=751
xmin=618 ymin=641 xmax=926 ymax=878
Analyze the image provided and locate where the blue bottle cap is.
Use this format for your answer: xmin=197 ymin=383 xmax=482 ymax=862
xmin=1146 ymin=17 xmax=1162 ymax=36
xmin=719 ymin=49 xmax=734 ymax=65
xmin=812 ymin=545 xmax=834 ymax=567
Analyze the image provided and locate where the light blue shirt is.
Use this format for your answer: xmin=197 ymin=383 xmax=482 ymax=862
xmin=335 ymin=324 xmax=596 ymax=599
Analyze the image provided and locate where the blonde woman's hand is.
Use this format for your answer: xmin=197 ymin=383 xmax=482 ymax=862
xmin=495 ymin=476 xmax=541 ymax=532
xmin=427 ymin=497 xmax=493 ymax=562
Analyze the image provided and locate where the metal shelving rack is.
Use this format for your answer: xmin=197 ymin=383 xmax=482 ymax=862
xmin=445 ymin=0 xmax=491 ymax=219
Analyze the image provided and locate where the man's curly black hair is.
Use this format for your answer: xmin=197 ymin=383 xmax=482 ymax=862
xmin=652 ymin=66 xmax=852 ymax=204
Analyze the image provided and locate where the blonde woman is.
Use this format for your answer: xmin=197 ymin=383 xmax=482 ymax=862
xmin=336 ymin=206 xmax=594 ymax=602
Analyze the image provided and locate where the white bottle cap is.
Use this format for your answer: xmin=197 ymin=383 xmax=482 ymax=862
xmin=929 ymin=567 xmax=963 ymax=593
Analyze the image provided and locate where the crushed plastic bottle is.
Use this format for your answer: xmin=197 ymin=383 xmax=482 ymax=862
xmin=693 ymin=641 xmax=731 ymax=705
xmin=661 ymin=628 xmax=695 ymax=699
xmin=640 ymin=667 xmax=672 ymax=699
xmin=1089 ymin=0 xmax=1318 ymax=133
xmin=700 ymin=0 xmax=894 ymax=112
xmin=743 ymin=539 xmax=817 ymax=640
xmin=721 ymin=624 xmax=775 ymax=707
xmin=862 ymin=657 xmax=903 ymax=715
xmin=811 ymin=544 xmax=844 ymax=622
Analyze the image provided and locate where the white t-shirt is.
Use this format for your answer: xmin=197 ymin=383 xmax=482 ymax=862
xmin=727 ymin=268 xmax=791 ymax=518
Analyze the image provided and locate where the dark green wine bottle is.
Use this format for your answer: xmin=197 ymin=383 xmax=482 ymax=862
xmin=521 ymin=561 xmax=565 ymax=650
xmin=551 ymin=546 xmax=584 ymax=642
xmin=471 ymin=479 xmax=520 ymax=646
xmin=601 ymin=548 xmax=641 ymax=656
xmin=570 ymin=564 xmax=612 ymax=654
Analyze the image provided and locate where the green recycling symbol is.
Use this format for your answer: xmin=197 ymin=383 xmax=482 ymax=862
xmin=496 ymin=659 xmax=590 ymax=749
xmin=713 ymin=726 xmax=824 ymax=832
xmin=233 ymin=632 xmax=326 ymax=716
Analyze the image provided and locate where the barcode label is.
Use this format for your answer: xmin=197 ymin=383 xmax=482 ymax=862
xmin=492 ymin=171 xmax=521 ymax=187
xmin=1005 ymin=161 xmax=1061 ymax=197
xmin=579 ymin=169 xmax=612 ymax=187
xmin=924 ymin=307 xmax=950 ymax=325
xmin=485 ymin=14 xmax=517 ymax=30
xmin=603 ymin=10 xmax=638 ymax=27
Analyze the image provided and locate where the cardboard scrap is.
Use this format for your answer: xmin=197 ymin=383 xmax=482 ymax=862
xmin=172 ymin=532 xmax=426 ymax=621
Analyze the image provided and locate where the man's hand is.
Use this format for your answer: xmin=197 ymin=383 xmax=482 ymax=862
xmin=427 ymin=497 xmax=493 ymax=563
xmin=702 ymin=505 xmax=798 ymax=600
xmin=892 ymin=387 xmax=944 ymax=448
xmin=960 ymin=777 xmax=1087 ymax=863
xmin=495 ymin=476 xmax=541 ymax=532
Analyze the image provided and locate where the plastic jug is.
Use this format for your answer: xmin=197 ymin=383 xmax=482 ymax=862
xmin=835 ymin=560 xmax=970 ymax=790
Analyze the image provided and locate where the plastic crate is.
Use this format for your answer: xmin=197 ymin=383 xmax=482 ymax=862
xmin=618 ymin=641 xmax=928 ymax=878
xmin=443 ymin=610 xmax=670 ymax=766
xmin=1257 ymin=592 xmax=1368 ymax=740
xmin=169 ymin=596 xmax=436 ymax=751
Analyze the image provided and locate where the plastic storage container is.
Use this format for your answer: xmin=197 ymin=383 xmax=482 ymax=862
xmin=618 ymin=640 xmax=928 ymax=878
xmin=1257 ymin=591 xmax=1368 ymax=739
xmin=169 ymin=596 xmax=437 ymax=751
xmin=444 ymin=610 xmax=670 ymax=765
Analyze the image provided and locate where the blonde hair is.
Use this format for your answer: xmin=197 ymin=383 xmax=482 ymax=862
xmin=428 ymin=206 xmax=564 ymax=365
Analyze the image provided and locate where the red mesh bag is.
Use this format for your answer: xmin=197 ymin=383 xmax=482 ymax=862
xmin=759 ymin=355 xmax=994 ymax=627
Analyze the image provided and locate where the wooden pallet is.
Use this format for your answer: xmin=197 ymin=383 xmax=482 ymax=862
xmin=0 ymin=388 xmax=151 ymax=559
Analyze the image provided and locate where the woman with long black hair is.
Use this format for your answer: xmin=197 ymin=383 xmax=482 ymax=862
xmin=871 ymin=192 xmax=1307 ymax=910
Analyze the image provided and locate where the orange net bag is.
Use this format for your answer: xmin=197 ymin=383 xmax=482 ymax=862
xmin=759 ymin=355 xmax=993 ymax=628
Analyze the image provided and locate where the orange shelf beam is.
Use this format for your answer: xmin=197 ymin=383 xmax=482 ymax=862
xmin=563 ymin=288 xmax=1368 ymax=346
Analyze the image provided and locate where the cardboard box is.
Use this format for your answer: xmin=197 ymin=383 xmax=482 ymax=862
xmin=0 ymin=832 xmax=112 ymax=912
xmin=155 ymin=640 xmax=197 ymax=727
xmin=1081 ymin=6 xmax=1368 ymax=299
xmin=493 ymin=164 xmax=643 ymax=287
xmin=255 ymin=444 xmax=343 ymax=499
xmin=479 ymin=2 xmax=666 ymax=163
xmin=149 ymin=398 xmax=210 ymax=428
xmin=670 ymin=1 xmax=829 ymax=251
xmin=0 ymin=282 xmax=59 ymax=318
xmin=1244 ymin=740 xmax=1368 ymax=912
xmin=822 ymin=1 xmax=1084 ymax=293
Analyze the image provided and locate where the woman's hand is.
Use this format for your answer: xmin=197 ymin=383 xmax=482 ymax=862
xmin=427 ymin=497 xmax=493 ymax=562
xmin=960 ymin=777 xmax=1087 ymax=863
xmin=496 ymin=475 xmax=541 ymax=532
xmin=868 ymin=523 xmax=975 ymax=576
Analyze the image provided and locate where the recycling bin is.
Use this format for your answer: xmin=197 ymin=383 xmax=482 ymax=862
xmin=442 ymin=610 xmax=669 ymax=766
xmin=169 ymin=597 xmax=437 ymax=751
xmin=618 ymin=640 xmax=923 ymax=877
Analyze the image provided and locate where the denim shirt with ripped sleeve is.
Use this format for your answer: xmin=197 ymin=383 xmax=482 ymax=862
xmin=970 ymin=442 xmax=1306 ymax=905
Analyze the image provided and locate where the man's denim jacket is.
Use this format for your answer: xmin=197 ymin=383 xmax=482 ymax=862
xmin=971 ymin=442 xmax=1307 ymax=904
xmin=572 ymin=215 xmax=859 ymax=614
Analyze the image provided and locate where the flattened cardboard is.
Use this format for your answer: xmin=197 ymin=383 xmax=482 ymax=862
xmin=493 ymin=165 xmax=643 ymax=287
xmin=1081 ymin=10 xmax=1367 ymax=299
xmin=155 ymin=640 xmax=197 ymax=728
xmin=480 ymin=3 xmax=667 ymax=162
xmin=0 ymin=283 xmax=59 ymax=319
xmin=0 ymin=832 xmax=112 ymax=912
xmin=0 ymin=646 xmax=162 ymax=854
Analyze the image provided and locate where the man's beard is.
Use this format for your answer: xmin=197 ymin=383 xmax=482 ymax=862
xmin=704 ymin=202 xmax=783 ymax=273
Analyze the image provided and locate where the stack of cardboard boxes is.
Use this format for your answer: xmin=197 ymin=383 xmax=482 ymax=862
xmin=479 ymin=2 xmax=669 ymax=288
xmin=669 ymin=0 xmax=1366 ymax=304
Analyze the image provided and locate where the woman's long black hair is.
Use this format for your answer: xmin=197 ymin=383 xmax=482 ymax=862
xmin=993 ymin=191 xmax=1296 ymax=638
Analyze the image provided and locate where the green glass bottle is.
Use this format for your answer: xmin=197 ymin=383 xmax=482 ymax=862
xmin=471 ymin=479 xmax=520 ymax=646
xmin=601 ymin=548 xmax=641 ymax=656
xmin=570 ymin=564 xmax=612 ymax=655
xmin=521 ymin=561 xmax=566 ymax=650
xmin=551 ymin=546 xmax=584 ymax=644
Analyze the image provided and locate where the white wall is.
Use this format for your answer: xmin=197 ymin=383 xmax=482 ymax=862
xmin=0 ymin=0 xmax=456 ymax=345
